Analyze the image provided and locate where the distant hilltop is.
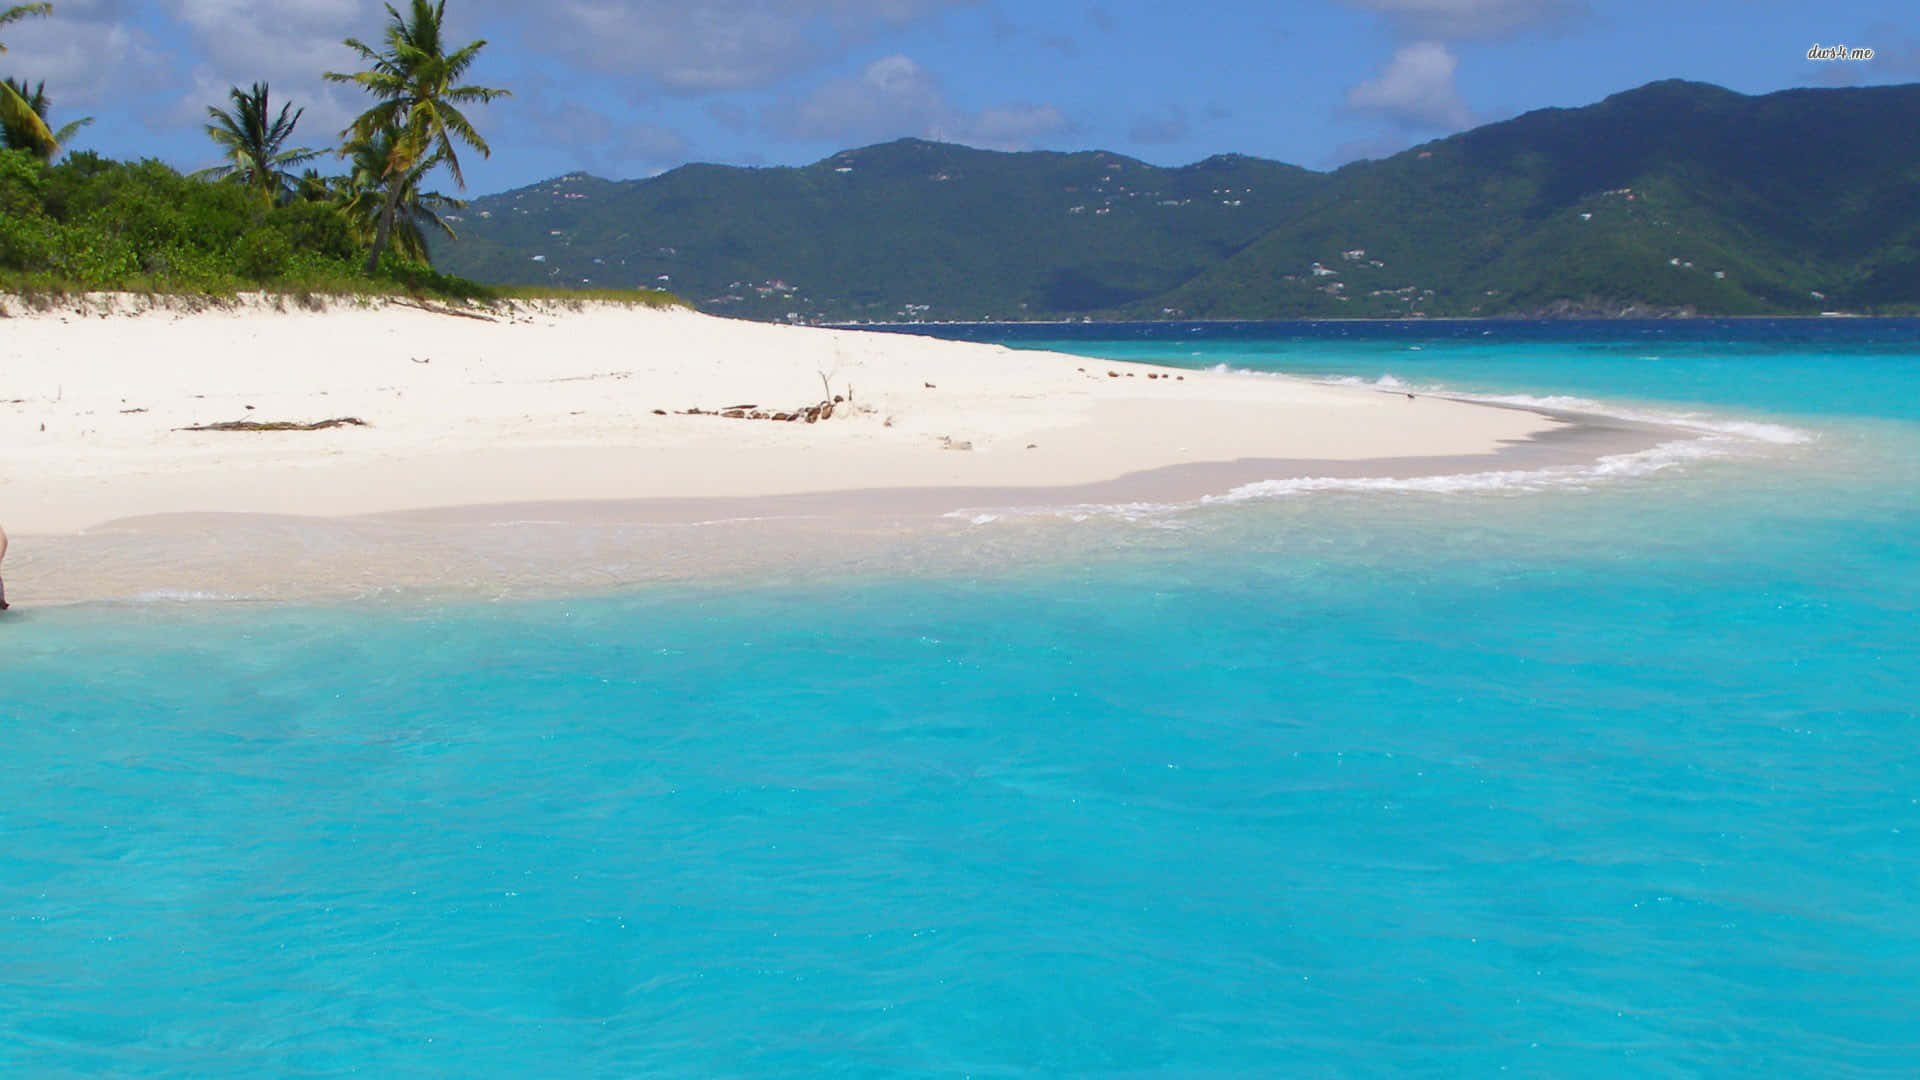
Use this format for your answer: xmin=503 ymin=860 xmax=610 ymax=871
xmin=437 ymin=80 xmax=1920 ymax=321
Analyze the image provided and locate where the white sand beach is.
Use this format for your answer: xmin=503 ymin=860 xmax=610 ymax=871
xmin=0 ymin=294 xmax=1592 ymax=603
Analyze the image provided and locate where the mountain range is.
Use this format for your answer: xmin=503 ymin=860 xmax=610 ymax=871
xmin=436 ymin=79 xmax=1920 ymax=321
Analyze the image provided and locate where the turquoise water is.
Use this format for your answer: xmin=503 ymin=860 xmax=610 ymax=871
xmin=5 ymin=321 xmax=1920 ymax=1075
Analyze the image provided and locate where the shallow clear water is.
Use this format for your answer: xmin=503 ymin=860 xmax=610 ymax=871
xmin=5 ymin=321 xmax=1919 ymax=1075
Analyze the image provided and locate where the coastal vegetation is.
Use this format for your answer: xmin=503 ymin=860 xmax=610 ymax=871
xmin=197 ymin=83 xmax=322 ymax=207
xmin=2 ymin=76 xmax=87 ymax=160
xmin=0 ymin=0 xmax=673 ymax=307
xmin=325 ymin=0 xmax=508 ymax=273
xmin=440 ymin=80 xmax=1920 ymax=321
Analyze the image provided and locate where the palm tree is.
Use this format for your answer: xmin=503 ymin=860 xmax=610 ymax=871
xmin=0 ymin=3 xmax=55 ymax=156
xmin=325 ymin=0 xmax=506 ymax=273
xmin=292 ymin=167 xmax=338 ymax=204
xmin=339 ymin=125 xmax=463 ymax=264
xmin=199 ymin=82 xmax=321 ymax=206
xmin=0 ymin=77 xmax=89 ymax=159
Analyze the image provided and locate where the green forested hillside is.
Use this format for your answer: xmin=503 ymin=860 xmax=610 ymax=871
xmin=438 ymin=140 xmax=1326 ymax=320
xmin=437 ymin=80 xmax=1920 ymax=320
xmin=1143 ymin=80 xmax=1920 ymax=318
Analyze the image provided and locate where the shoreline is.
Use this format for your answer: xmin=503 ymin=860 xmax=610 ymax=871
xmin=371 ymin=401 xmax=1655 ymax=527
xmin=836 ymin=313 xmax=1920 ymax=329
xmin=0 ymin=295 xmax=1713 ymax=607
xmin=8 ymin=406 xmax=1685 ymax=608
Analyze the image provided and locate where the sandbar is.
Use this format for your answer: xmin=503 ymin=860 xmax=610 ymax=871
xmin=0 ymin=294 xmax=1643 ymax=605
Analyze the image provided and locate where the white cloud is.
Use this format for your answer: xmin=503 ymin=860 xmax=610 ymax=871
xmin=164 ymin=0 xmax=379 ymax=137
xmin=2 ymin=0 xmax=392 ymax=148
xmin=170 ymin=0 xmax=375 ymax=83
xmin=782 ymin=53 xmax=944 ymax=139
xmin=8 ymin=0 xmax=993 ymax=173
xmin=0 ymin=3 xmax=170 ymax=108
xmin=477 ymin=0 xmax=979 ymax=93
xmin=1341 ymin=0 xmax=1582 ymax=39
xmin=771 ymin=54 xmax=1069 ymax=149
xmin=1346 ymin=41 xmax=1473 ymax=130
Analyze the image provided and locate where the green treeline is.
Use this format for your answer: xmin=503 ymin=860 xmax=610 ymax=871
xmin=0 ymin=149 xmax=481 ymax=295
xmin=0 ymin=0 xmax=669 ymax=304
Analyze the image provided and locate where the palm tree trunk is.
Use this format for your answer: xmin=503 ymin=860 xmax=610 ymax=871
xmin=363 ymin=178 xmax=406 ymax=275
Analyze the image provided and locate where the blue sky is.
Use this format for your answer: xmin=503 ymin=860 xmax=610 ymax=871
xmin=5 ymin=0 xmax=1916 ymax=195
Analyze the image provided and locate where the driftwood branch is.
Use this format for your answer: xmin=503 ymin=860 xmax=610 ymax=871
xmin=676 ymin=393 xmax=849 ymax=424
xmin=389 ymin=298 xmax=499 ymax=322
xmin=177 ymin=417 xmax=370 ymax=432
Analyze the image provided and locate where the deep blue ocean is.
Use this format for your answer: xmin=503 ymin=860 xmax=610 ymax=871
xmin=5 ymin=319 xmax=1919 ymax=1076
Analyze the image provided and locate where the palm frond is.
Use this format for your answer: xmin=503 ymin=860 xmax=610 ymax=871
xmin=200 ymin=82 xmax=320 ymax=204
xmin=336 ymin=123 xmax=463 ymax=264
xmin=0 ymin=74 xmax=57 ymax=157
xmin=331 ymin=0 xmax=505 ymax=270
xmin=0 ymin=2 xmax=53 ymax=50
xmin=0 ymin=4 xmax=58 ymax=157
xmin=50 ymin=114 xmax=90 ymax=145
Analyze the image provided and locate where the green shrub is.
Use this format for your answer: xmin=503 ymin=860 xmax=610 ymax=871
xmin=235 ymin=226 xmax=293 ymax=280
xmin=0 ymin=149 xmax=44 ymax=218
xmin=0 ymin=211 xmax=53 ymax=268
xmin=270 ymin=198 xmax=359 ymax=261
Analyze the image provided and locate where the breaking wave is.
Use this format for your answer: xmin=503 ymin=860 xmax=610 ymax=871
xmin=1203 ymin=366 xmax=1815 ymax=446
xmin=949 ymin=372 xmax=1817 ymax=525
xmin=945 ymin=501 xmax=1188 ymax=527
xmin=1205 ymin=437 xmax=1742 ymax=503
xmin=125 ymin=588 xmax=244 ymax=603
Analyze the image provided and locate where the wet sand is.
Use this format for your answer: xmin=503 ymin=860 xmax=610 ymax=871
xmin=7 ymin=405 xmax=1679 ymax=607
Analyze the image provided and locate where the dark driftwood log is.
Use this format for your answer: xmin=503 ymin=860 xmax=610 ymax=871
xmin=177 ymin=417 xmax=369 ymax=432
xmin=676 ymin=398 xmax=840 ymax=424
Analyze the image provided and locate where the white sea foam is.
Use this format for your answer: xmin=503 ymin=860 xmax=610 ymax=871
xmin=947 ymin=501 xmax=1186 ymax=527
xmin=952 ymin=425 xmax=1800 ymax=524
xmin=127 ymin=588 xmax=238 ymax=603
xmin=945 ymin=372 xmax=1816 ymax=524
xmin=1205 ymin=437 xmax=1754 ymax=503
xmin=1447 ymin=390 xmax=1815 ymax=445
xmin=1290 ymin=371 xmax=1452 ymax=394
xmin=1277 ymin=369 xmax=1819 ymax=446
